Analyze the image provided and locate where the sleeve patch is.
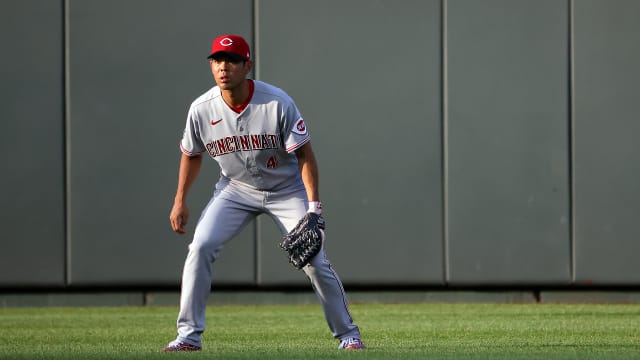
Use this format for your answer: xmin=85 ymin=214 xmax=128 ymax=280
xmin=291 ymin=118 xmax=308 ymax=135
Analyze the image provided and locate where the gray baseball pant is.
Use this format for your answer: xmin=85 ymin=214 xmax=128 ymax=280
xmin=173 ymin=177 xmax=361 ymax=347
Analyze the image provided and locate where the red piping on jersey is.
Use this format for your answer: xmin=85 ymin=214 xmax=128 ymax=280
xmin=180 ymin=141 xmax=203 ymax=157
xmin=228 ymin=79 xmax=254 ymax=113
xmin=286 ymin=137 xmax=310 ymax=153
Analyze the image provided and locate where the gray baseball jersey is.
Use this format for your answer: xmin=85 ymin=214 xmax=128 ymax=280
xmin=180 ymin=80 xmax=310 ymax=190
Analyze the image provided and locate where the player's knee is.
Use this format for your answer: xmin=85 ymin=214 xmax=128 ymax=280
xmin=302 ymin=254 xmax=327 ymax=277
xmin=187 ymin=240 xmax=220 ymax=263
xmin=302 ymin=262 xmax=317 ymax=277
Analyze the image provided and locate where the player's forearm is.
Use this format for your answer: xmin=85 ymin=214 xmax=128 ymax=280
xmin=296 ymin=143 xmax=320 ymax=202
xmin=174 ymin=153 xmax=203 ymax=203
xmin=301 ymin=165 xmax=320 ymax=202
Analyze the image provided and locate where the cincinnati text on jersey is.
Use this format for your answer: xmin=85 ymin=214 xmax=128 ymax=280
xmin=205 ymin=133 xmax=283 ymax=157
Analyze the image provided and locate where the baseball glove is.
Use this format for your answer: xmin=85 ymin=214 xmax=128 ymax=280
xmin=280 ymin=213 xmax=325 ymax=269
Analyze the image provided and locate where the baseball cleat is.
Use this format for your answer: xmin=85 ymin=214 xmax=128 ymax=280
xmin=162 ymin=340 xmax=202 ymax=352
xmin=338 ymin=337 xmax=366 ymax=350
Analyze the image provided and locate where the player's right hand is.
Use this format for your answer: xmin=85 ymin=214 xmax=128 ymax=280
xmin=170 ymin=203 xmax=189 ymax=234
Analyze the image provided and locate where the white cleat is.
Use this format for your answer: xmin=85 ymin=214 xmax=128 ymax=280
xmin=338 ymin=337 xmax=366 ymax=350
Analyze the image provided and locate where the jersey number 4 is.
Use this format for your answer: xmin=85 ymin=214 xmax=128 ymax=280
xmin=266 ymin=156 xmax=278 ymax=169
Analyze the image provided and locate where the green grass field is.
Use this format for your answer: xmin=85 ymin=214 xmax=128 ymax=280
xmin=0 ymin=303 xmax=638 ymax=359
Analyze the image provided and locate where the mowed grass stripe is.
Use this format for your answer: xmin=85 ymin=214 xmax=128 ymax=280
xmin=0 ymin=303 xmax=638 ymax=359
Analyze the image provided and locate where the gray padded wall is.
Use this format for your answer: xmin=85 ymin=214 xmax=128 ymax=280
xmin=0 ymin=0 xmax=66 ymax=286
xmin=67 ymin=0 xmax=255 ymax=285
xmin=3 ymin=0 xmax=640 ymax=289
xmin=255 ymin=0 xmax=444 ymax=285
xmin=573 ymin=0 xmax=640 ymax=284
xmin=446 ymin=0 xmax=571 ymax=284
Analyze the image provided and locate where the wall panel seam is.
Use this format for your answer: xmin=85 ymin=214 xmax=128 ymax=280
xmin=568 ymin=0 xmax=576 ymax=284
xmin=441 ymin=0 xmax=450 ymax=284
xmin=63 ymin=0 xmax=71 ymax=287
xmin=253 ymin=0 xmax=261 ymax=285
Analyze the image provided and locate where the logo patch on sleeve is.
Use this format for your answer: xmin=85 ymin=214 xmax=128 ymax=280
xmin=292 ymin=118 xmax=307 ymax=135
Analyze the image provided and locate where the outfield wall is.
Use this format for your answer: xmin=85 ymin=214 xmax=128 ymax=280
xmin=1 ymin=0 xmax=639 ymax=290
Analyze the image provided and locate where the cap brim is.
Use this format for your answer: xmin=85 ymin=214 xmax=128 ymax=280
xmin=207 ymin=51 xmax=246 ymax=62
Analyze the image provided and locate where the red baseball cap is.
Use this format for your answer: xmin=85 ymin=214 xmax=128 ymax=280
xmin=207 ymin=34 xmax=251 ymax=61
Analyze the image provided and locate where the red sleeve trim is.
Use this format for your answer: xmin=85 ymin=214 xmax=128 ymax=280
xmin=180 ymin=141 xmax=203 ymax=156
xmin=286 ymin=136 xmax=310 ymax=153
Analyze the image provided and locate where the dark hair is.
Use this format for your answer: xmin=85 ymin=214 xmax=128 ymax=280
xmin=207 ymin=52 xmax=246 ymax=63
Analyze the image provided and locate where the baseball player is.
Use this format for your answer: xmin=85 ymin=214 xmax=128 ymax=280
xmin=162 ymin=34 xmax=365 ymax=352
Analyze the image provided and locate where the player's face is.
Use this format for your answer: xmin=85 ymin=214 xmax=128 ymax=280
xmin=210 ymin=56 xmax=252 ymax=91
